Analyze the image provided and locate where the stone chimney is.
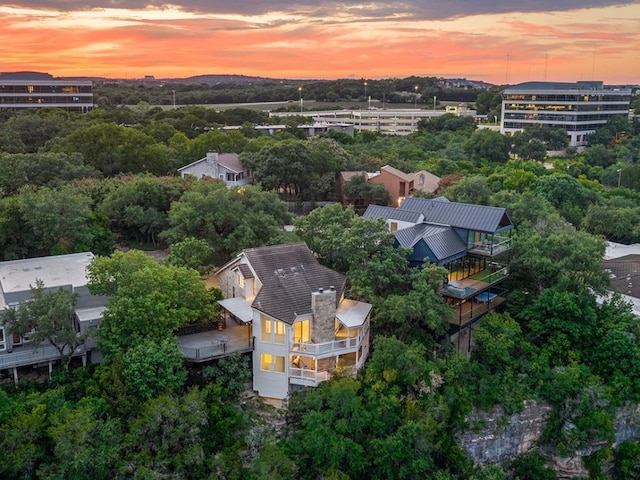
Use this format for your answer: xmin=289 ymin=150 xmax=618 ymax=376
xmin=311 ymin=287 xmax=337 ymax=344
xmin=205 ymin=151 xmax=219 ymax=177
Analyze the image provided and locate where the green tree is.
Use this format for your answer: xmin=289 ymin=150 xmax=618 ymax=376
xmin=203 ymin=353 xmax=252 ymax=397
xmin=162 ymin=181 xmax=290 ymax=261
xmin=121 ymin=388 xmax=209 ymax=479
xmin=3 ymin=280 xmax=87 ymax=370
xmin=44 ymin=398 xmax=122 ymax=480
xmin=88 ymin=250 xmax=215 ymax=356
xmin=439 ymin=175 xmax=491 ymax=205
xmin=372 ymin=265 xmax=452 ymax=342
xmin=342 ymin=173 xmax=392 ymax=210
xmin=122 ymin=337 xmax=188 ymax=400
xmin=466 ymin=129 xmax=510 ymax=164
xmin=166 ymin=236 xmax=214 ymax=271
xmin=510 ymin=215 xmax=608 ymax=295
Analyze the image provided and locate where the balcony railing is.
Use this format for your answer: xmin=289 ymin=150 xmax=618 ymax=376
xmin=179 ymin=337 xmax=254 ymax=362
xmin=291 ymin=326 xmax=368 ymax=357
xmin=442 ymin=266 xmax=508 ymax=299
xmin=449 ymin=294 xmax=507 ymax=326
xmin=289 ymin=368 xmax=330 ymax=385
xmin=0 ymin=343 xmax=87 ymax=369
xmin=468 ymin=236 xmax=512 ymax=257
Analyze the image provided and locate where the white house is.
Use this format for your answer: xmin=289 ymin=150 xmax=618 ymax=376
xmin=178 ymin=152 xmax=252 ymax=188
xmin=216 ymin=243 xmax=372 ymax=401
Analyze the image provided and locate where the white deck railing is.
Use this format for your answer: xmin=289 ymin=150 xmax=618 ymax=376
xmin=291 ymin=326 xmax=368 ymax=356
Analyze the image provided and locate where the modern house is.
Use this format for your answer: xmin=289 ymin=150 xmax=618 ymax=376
xmin=0 ymin=71 xmax=93 ymax=113
xmin=501 ymin=81 xmax=632 ymax=147
xmin=0 ymin=253 xmax=106 ymax=382
xmin=178 ymin=152 xmax=252 ymax=188
xmin=338 ymin=165 xmax=441 ymax=209
xmin=363 ymin=197 xmax=513 ymax=353
xmin=216 ymin=243 xmax=372 ymax=400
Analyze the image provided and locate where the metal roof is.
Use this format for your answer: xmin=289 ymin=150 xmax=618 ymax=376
xmin=363 ymin=205 xmax=423 ymax=224
xmin=394 ymin=224 xmax=467 ymax=261
xmin=245 ymin=243 xmax=346 ymax=325
xmin=335 ymin=299 xmax=372 ymax=328
xmin=218 ymin=297 xmax=254 ymax=323
xmin=399 ymin=197 xmax=512 ymax=233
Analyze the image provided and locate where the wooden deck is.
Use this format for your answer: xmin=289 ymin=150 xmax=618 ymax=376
xmin=177 ymin=323 xmax=253 ymax=362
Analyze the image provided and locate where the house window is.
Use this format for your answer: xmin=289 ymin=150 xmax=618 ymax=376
xmin=234 ymin=269 xmax=245 ymax=289
xmin=260 ymin=354 xmax=285 ymax=372
xmin=294 ymin=319 xmax=310 ymax=343
xmin=261 ymin=315 xmax=286 ymax=344
xmin=261 ymin=315 xmax=272 ymax=342
xmin=390 ymin=222 xmax=398 ymax=232
xmin=418 ymin=174 xmax=425 ymax=186
xmin=274 ymin=321 xmax=286 ymax=344
xmin=0 ymin=327 xmax=5 ymax=351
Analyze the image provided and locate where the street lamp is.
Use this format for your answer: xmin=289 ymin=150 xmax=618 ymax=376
xmin=364 ymin=82 xmax=368 ymax=104
xmin=433 ymin=95 xmax=437 ymax=112
xmin=298 ymin=87 xmax=303 ymax=112
xmin=617 ymin=168 xmax=622 ymax=188
xmin=414 ymin=85 xmax=419 ymax=109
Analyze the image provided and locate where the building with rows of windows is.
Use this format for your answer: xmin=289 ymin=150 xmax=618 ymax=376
xmin=501 ymin=81 xmax=631 ymax=146
xmin=0 ymin=71 xmax=93 ymax=113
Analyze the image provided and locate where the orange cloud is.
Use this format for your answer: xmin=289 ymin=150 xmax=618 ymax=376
xmin=1 ymin=4 xmax=638 ymax=84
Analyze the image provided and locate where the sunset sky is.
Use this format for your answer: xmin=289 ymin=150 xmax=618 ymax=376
xmin=1 ymin=1 xmax=639 ymax=85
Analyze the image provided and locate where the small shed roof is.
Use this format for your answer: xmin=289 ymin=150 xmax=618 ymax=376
xmin=336 ymin=299 xmax=372 ymax=328
xmin=218 ymin=297 xmax=253 ymax=323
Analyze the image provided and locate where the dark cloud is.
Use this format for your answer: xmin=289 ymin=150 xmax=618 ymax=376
xmin=13 ymin=0 xmax=636 ymax=19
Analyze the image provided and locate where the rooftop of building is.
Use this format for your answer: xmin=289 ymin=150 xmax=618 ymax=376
xmin=504 ymin=80 xmax=631 ymax=93
xmin=0 ymin=252 xmax=95 ymax=308
xmin=233 ymin=243 xmax=347 ymax=324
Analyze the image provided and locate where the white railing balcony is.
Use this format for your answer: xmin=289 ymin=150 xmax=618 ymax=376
xmin=290 ymin=326 xmax=368 ymax=357
xmin=289 ymin=368 xmax=330 ymax=386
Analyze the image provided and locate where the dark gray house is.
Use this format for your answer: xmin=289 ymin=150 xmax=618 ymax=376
xmin=363 ymin=197 xmax=513 ymax=352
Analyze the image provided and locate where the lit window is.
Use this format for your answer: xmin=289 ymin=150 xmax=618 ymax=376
xmin=274 ymin=321 xmax=286 ymax=344
xmin=260 ymin=354 xmax=285 ymax=373
xmin=274 ymin=356 xmax=285 ymax=372
xmin=260 ymin=354 xmax=272 ymax=371
xmin=0 ymin=327 xmax=5 ymax=351
xmin=261 ymin=315 xmax=271 ymax=342
xmin=294 ymin=319 xmax=310 ymax=343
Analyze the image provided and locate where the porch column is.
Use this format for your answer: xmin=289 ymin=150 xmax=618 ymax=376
xmin=13 ymin=367 xmax=18 ymax=384
xmin=49 ymin=361 xmax=53 ymax=379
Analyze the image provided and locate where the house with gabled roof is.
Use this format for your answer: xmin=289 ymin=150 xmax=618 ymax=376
xmin=364 ymin=197 xmax=513 ymax=352
xmin=337 ymin=165 xmax=441 ymax=209
xmin=178 ymin=151 xmax=252 ymax=188
xmin=216 ymin=243 xmax=372 ymax=400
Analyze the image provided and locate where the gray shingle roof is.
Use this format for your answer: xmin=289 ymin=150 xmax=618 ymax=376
xmin=245 ymin=243 xmax=346 ymax=325
xmin=399 ymin=197 xmax=512 ymax=233
xmin=238 ymin=264 xmax=254 ymax=279
xmin=394 ymin=224 xmax=467 ymax=261
xmin=363 ymin=205 xmax=423 ymax=224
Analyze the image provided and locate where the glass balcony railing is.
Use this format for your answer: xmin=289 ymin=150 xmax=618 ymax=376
xmin=468 ymin=236 xmax=512 ymax=256
xmin=441 ymin=266 xmax=508 ymax=299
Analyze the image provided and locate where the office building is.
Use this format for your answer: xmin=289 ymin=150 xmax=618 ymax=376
xmin=0 ymin=71 xmax=93 ymax=113
xmin=501 ymin=81 xmax=631 ymax=146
